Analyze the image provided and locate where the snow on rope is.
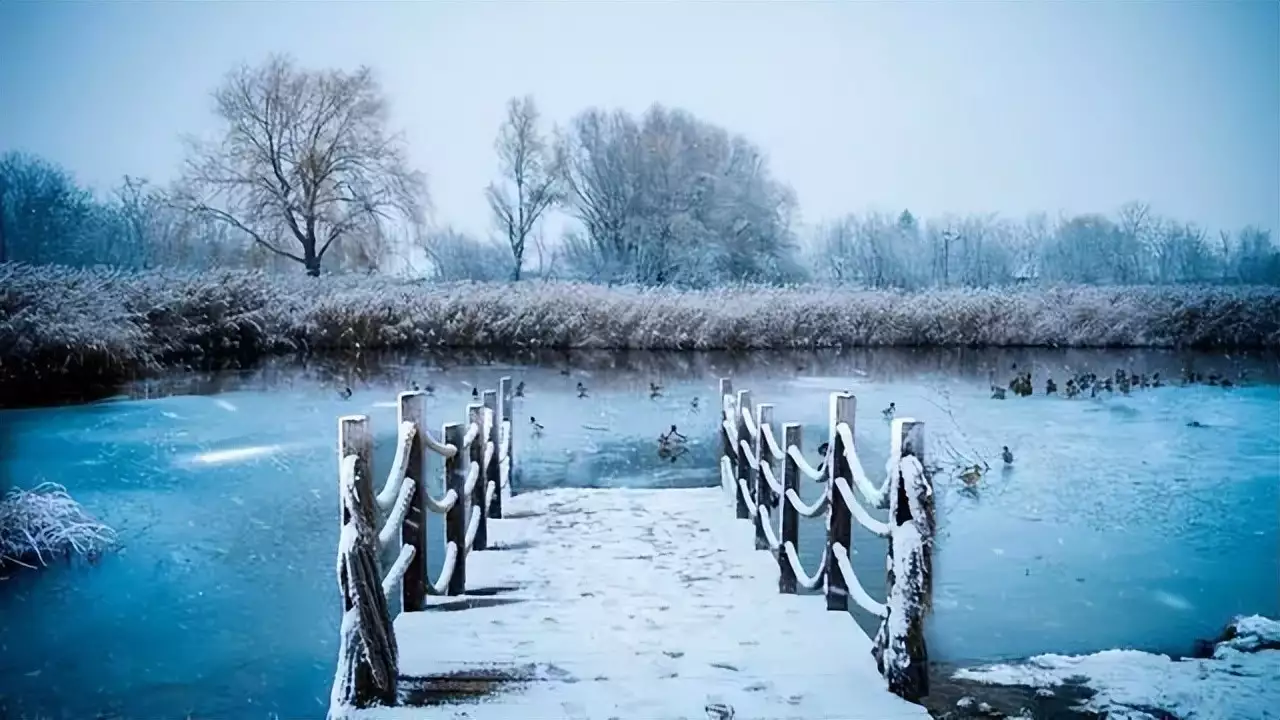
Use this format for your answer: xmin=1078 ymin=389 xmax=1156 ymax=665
xmin=377 ymin=421 xmax=417 ymax=511
xmin=758 ymin=504 xmax=782 ymax=551
xmin=831 ymin=541 xmax=887 ymax=617
xmin=785 ymin=487 xmax=829 ymax=518
xmin=738 ymin=438 xmax=760 ymax=470
xmin=836 ymin=422 xmax=890 ymax=508
xmin=737 ymin=478 xmax=758 ymax=518
xmin=760 ymin=460 xmax=784 ymax=496
xmin=462 ymin=421 xmax=481 ymax=449
xmin=833 ymin=476 xmax=890 ymax=537
xmin=787 ymin=444 xmax=825 ymax=480
xmin=782 ymin=540 xmax=827 ymax=591
xmin=381 ymin=543 xmax=416 ymax=601
xmin=760 ymin=423 xmax=784 ymax=459
xmin=377 ymin=477 xmax=416 ymax=548
xmin=740 ymin=405 xmax=759 ymax=438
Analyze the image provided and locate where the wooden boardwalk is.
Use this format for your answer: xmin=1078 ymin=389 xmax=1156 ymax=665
xmin=354 ymin=487 xmax=930 ymax=720
xmin=331 ymin=378 xmax=937 ymax=720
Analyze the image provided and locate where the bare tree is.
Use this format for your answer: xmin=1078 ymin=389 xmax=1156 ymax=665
xmin=486 ymin=96 xmax=558 ymax=281
xmin=178 ymin=55 xmax=427 ymax=276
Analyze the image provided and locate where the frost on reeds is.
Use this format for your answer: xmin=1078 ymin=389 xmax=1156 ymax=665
xmin=0 ymin=482 xmax=118 ymax=569
xmin=2 ymin=263 xmax=1278 ymax=392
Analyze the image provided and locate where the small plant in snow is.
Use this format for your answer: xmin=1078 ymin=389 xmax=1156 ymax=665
xmin=0 ymin=482 xmax=117 ymax=569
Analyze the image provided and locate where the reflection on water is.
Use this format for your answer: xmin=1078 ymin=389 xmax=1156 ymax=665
xmin=0 ymin=347 xmax=1277 ymax=718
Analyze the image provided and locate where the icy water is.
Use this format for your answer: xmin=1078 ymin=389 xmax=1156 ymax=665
xmin=0 ymin=348 xmax=1277 ymax=719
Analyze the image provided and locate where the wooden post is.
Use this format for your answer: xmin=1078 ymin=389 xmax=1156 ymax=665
xmin=398 ymin=392 xmax=428 ymax=613
xmin=718 ymin=378 xmax=735 ymax=497
xmin=493 ymin=376 xmax=512 ymax=514
xmin=754 ymin=403 xmax=775 ymax=550
xmin=779 ymin=423 xmax=800 ymax=594
xmin=876 ymin=419 xmax=932 ymax=702
xmin=335 ymin=415 xmax=397 ymax=708
xmin=826 ymin=393 xmax=855 ymax=611
xmin=468 ymin=403 xmax=487 ymax=551
xmin=734 ymin=389 xmax=752 ymax=520
xmin=482 ymin=390 xmax=500 ymax=528
xmin=443 ymin=422 xmax=466 ymax=595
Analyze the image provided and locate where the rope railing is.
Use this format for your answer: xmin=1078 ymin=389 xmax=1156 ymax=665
xmin=716 ymin=376 xmax=936 ymax=703
xmin=331 ymin=377 xmax=518 ymax=712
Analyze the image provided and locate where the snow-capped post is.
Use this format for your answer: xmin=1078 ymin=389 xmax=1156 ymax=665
xmin=874 ymin=418 xmax=932 ymax=702
xmin=734 ymin=389 xmax=753 ymax=520
xmin=443 ymin=422 xmax=467 ymax=595
xmin=779 ymin=422 xmax=801 ymax=594
xmin=825 ymin=393 xmax=855 ymax=611
xmin=754 ymin=403 xmax=776 ymax=550
xmin=398 ymin=392 xmax=428 ymax=613
xmin=494 ymin=376 xmax=512 ymax=513
xmin=467 ymin=403 xmax=487 ymax=551
xmin=333 ymin=415 xmax=398 ymax=710
xmin=718 ymin=378 xmax=735 ymax=494
xmin=482 ymin=389 xmax=500 ymax=526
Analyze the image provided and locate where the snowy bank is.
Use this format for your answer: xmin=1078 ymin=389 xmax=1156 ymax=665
xmin=0 ymin=482 xmax=117 ymax=570
xmin=952 ymin=615 xmax=1280 ymax=720
xmin=3 ymin=263 xmax=1278 ymax=402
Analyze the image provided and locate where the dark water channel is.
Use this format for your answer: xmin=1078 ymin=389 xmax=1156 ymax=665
xmin=1 ymin=348 xmax=1277 ymax=719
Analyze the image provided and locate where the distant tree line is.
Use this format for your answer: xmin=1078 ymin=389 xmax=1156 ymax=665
xmin=2 ymin=54 xmax=1276 ymax=287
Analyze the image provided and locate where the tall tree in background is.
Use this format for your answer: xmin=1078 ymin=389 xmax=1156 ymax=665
xmin=177 ymin=55 xmax=427 ymax=276
xmin=487 ymin=96 xmax=559 ymax=280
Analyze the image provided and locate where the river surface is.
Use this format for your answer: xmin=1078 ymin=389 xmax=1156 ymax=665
xmin=1 ymin=348 xmax=1277 ymax=719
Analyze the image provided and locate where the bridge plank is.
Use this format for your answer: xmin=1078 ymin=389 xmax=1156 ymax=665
xmin=347 ymin=487 xmax=930 ymax=720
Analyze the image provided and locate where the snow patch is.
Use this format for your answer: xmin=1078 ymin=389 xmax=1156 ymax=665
xmin=954 ymin=615 xmax=1280 ymax=720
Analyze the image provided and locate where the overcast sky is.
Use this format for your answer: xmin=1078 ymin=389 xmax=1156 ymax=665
xmin=1 ymin=0 xmax=1276 ymax=240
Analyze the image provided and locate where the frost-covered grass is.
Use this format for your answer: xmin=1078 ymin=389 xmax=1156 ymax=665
xmin=0 ymin=482 xmax=117 ymax=569
xmin=3 ymin=263 xmax=1278 ymax=397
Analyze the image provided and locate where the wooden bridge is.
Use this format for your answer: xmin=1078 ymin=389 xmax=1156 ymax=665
xmin=329 ymin=377 xmax=936 ymax=720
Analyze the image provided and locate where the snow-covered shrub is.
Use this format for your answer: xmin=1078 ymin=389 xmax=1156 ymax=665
xmin=0 ymin=482 xmax=117 ymax=569
xmin=2 ymin=264 xmax=1278 ymax=399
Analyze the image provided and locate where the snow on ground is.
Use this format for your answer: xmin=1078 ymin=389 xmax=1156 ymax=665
xmin=953 ymin=616 xmax=1280 ymax=720
xmin=343 ymin=487 xmax=930 ymax=720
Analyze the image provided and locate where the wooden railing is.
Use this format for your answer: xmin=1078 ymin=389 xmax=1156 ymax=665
xmin=718 ymin=377 xmax=936 ymax=702
xmin=330 ymin=377 xmax=515 ymax=713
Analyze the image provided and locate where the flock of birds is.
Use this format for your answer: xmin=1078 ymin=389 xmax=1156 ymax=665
xmin=990 ymin=364 xmax=1240 ymax=401
xmin=338 ymin=369 xmax=701 ymax=465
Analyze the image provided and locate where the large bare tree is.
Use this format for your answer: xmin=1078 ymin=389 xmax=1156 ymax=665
xmin=178 ymin=55 xmax=427 ymax=276
xmin=486 ymin=96 xmax=558 ymax=280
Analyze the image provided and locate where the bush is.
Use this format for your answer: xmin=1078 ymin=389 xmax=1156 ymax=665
xmin=2 ymin=263 xmax=1277 ymax=399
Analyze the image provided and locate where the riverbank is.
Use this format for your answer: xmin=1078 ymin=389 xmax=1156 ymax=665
xmin=2 ymin=263 xmax=1277 ymax=404
xmin=930 ymin=615 xmax=1280 ymax=719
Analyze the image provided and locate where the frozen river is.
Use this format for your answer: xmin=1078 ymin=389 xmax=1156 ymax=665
xmin=0 ymin=348 xmax=1276 ymax=719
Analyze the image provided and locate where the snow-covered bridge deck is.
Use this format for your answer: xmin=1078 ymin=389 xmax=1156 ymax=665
xmin=368 ymin=487 xmax=930 ymax=720
xmin=331 ymin=378 xmax=936 ymax=720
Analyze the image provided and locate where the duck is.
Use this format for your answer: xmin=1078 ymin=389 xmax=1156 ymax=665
xmin=959 ymin=464 xmax=984 ymax=488
xmin=577 ymin=382 xmax=589 ymax=398
xmin=423 ymin=383 xmax=436 ymax=396
xmin=514 ymin=381 xmax=526 ymax=398
xmin=471 ymin=387 xmax=480 ymax=400
xmin=1151 ymin=372 xmax=1163 ymax=388
xmin=530 ymin=416 xmax=545 ymax=436
xmin=882 ymin=402 xmax=896 ymax=420
xmin=338 ymin=387 xmax=353 ymax=400
xmin=690 ymin=397 xmax=700 ymax=412
xmin=991 ymin=386 xmax=1007 ymax=400
xmin=815 ymin=441 xmax=831 ymax=480
xmin=1001 ymin=446 xmax=1014 ymax=465
xmin=649 ymin=381 xmax=664 ymax=396
xmin=1045 ymin=377 xmax=1057 ymax=395
xmin=659 ymin=424 xmax=688 ymax=445
xmin=410 ymin=380 xmax=420 ymax=391
xmin=1064 ymin=379 xmax=1079 ymax=398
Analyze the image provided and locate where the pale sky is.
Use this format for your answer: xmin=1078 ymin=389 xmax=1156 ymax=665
xmin=1 ymin=0 xmax=1277 ymax=241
